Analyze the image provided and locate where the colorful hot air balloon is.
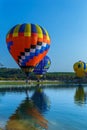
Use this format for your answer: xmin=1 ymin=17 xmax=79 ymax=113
xmin=6 ymin=23 xmax=51 ymax=77
xmin=33 ymin=55 xmax=51 ymax=80
xmin=73 ymin=61 xmax=86 ymax=78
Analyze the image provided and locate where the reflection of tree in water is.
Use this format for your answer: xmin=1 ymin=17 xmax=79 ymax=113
xmin=74 ymin=85 xmax=86 ymax=105
xmin=5 ymin=87 xmax=49 ymax=130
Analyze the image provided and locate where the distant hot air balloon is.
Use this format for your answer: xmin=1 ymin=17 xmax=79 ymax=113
xmin=6 ymin=23 xmax=51 ymax=78
xmin=33 ymin=55 xmax=51 ymax=81
xmin=73 ymin=61 xmax=86 ymax=78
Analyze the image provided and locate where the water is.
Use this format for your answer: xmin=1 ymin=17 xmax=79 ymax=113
xmin=0 ymin=84 xmax=87 ymax=130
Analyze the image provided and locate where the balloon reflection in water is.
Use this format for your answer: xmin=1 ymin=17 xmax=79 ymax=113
xmin=6 ymin=92 xmax=48 ymax=130
xmin=31 ymin=85 xmax=51 ymax=113
xmin=74 ymin=85 xmax=86 ymax=105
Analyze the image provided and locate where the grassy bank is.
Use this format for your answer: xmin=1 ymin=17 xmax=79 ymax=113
xmin=0 ymin=80 xmax=64 ymax=86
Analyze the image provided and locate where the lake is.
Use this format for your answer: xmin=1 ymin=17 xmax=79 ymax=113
xmin=0 ymin=84 xmax=87 ymax=130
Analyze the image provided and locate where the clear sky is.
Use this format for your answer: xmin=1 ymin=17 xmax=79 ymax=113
xmin=0 ymin=0 xmax=87 ymax=72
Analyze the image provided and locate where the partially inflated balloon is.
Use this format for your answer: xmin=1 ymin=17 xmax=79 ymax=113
xmin=6 ymin=23 xmax=51 ymax=76
xmin=73 ymin=61 xmax=86 ymax=77
xmin=33 ymin=55 xmax=51 ymax=78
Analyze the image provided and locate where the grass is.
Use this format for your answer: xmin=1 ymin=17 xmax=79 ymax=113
xmin=0 ymin=80 xmax=64 ymax=86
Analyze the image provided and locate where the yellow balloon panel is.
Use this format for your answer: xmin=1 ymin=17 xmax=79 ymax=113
xmin=76 ymin=70 xmax=85 ymax=77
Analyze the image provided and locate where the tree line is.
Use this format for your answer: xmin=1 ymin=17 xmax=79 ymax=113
xmin=0 ymin=68 xmax=74 ymax=80
xmin=0 ymin=68 xmax=87 ymax=83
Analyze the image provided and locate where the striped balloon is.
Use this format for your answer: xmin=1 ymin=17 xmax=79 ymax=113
xmin=6 ymin=23 xmax=51 ymax=75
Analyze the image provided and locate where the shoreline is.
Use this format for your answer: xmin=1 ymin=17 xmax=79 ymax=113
xmin=0 ymin=80 xmax=63 ymax=85
xmin=0 ymin=80 xmax=87 ymax=86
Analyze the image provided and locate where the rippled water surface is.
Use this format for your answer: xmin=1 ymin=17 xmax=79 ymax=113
xmin=0 ymin=84 xmax=87 ymax=130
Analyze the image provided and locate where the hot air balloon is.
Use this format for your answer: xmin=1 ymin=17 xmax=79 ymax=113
xmin=33 ymin=55 xmax=51 ymax=81
xmin=6 ymin=23 xmax=51 ymax=79
xmin=73 ymin=61 xmax=86 ymax=78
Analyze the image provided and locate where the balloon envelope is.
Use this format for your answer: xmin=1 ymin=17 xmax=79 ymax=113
xmin=33 ymin=55 xmax=51 ymax=75
xmin=73 ymin=61 xmax=86 ymax=77
xmin=6 ymin=23 xmax=51 ymax=75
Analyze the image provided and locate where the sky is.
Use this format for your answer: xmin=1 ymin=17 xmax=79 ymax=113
xmin=0 ymin=0 xmax=87 ymax=72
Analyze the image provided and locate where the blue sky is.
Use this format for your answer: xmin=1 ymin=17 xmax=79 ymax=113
xmin=0 ymin=0 xmax=87 ymax=72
